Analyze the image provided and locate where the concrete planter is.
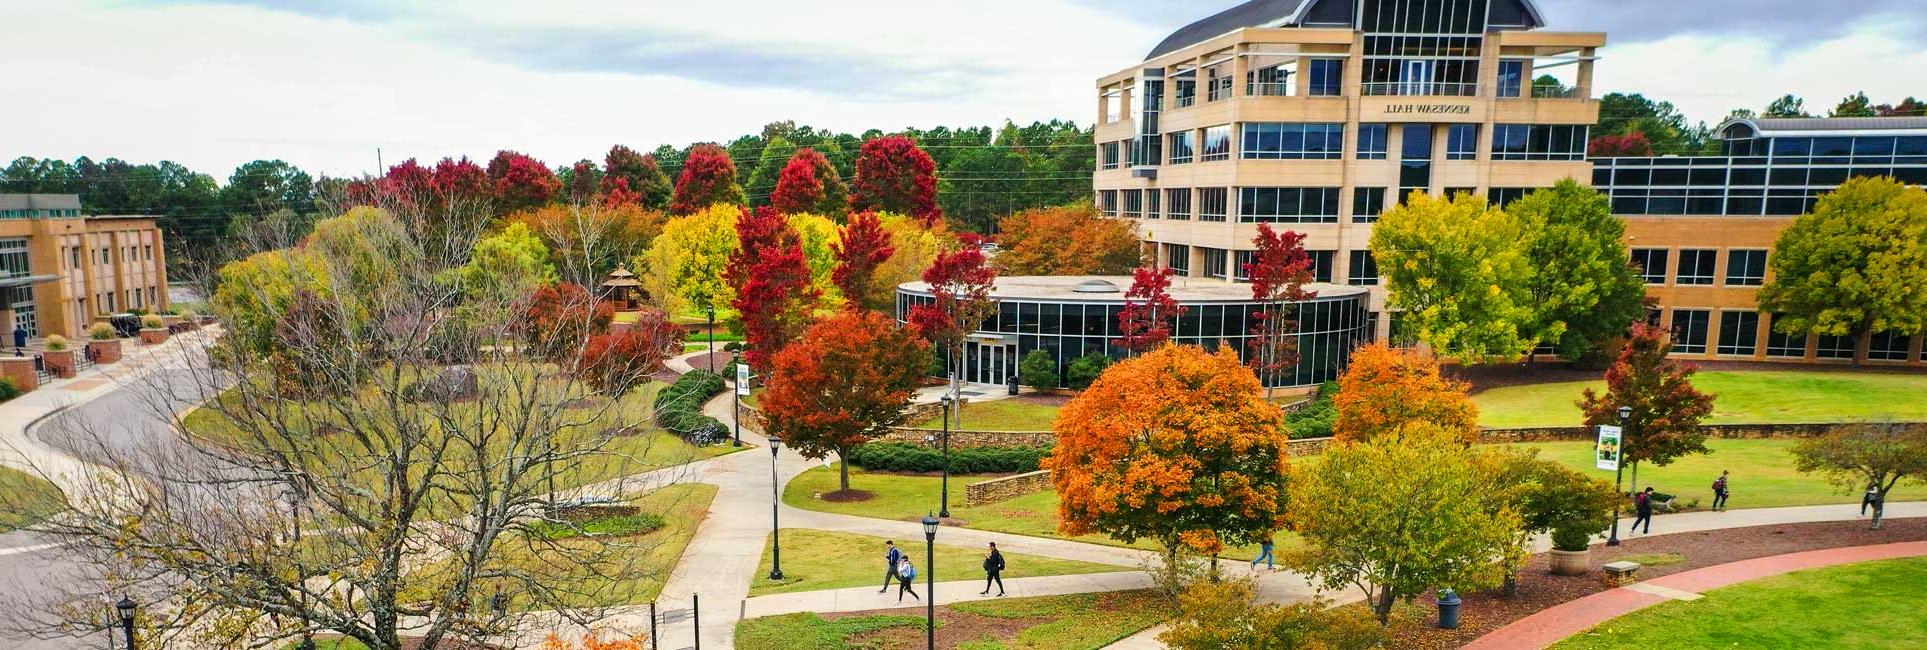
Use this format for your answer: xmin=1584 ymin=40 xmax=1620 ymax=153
xmin=87 ymin=339 xmax=123 ymax=365
xmin=0 ymin=357 xmax=37 ymax=393
xmin=140 ymin=328 xmax=170 ymax=345
xmin=1548 ymin=549 xmax=1591 ymax=576
xmin=160 ymin=315 xmax=183 ymax=328
xmin=42 ymin=349 xmax=76 ymax=379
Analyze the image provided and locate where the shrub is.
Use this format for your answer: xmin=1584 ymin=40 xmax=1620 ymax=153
xmin=654 ymin=370 xmax=728 ymax=443
xmin=1282 ymin=381 xmax=1337 ymax=439
xmin=44 ymin=335 xmax=68 ymax=351
xmin=844 ymin=442 xmax=1053 ymax=474
xmin=1065 ymin=352 xmax=1111 ymax=389
xmin=1017 ymin=349 xmax=1058 ymax=390
xmin=88 ymin=323 xmax=117 ymax=341
xmin=0 ymin=377 xmax=19 ymax=402
xmin=141 ymin=314 xmax=165 ymax=329
xmin=1551 ymin=525 xmax=1593 ymax=552
xmin=178 ymin=308 xmax=198 ymax=321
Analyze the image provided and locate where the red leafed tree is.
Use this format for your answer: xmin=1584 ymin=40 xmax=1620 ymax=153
xmin=430 ymin=156 xmax=491 ymax=207
xmin=669 ymin=143 xmax=746 ymax=215
xmin=850 ymin=135 xmax=941 ymax=226
xmin=1243 ymin=225 xmax=1315 ymax=393
xmin=770 ymin=147 xmax=849 ymax=217
xmin=832 ymin=210 xmax=895 ymax=312
xmin=760 ymin=311 xmax=931 ymax=492
xmin=487 ymin=150 xmax=562 ymax=213
xmin=523 ymin=282 xmax=614 ymax=362
xmin=603 ymin=144 xmax=672 ymax=209
xmin=600 ymin=177 xmax=641 ymax=208
xmin=728 ymin=207 xmax=821 ymax=371
xmin=1589 ymin=132 xmax=1656 ymax=157
xmin=577 ymin=310 xmax=684 ymax=395
xmin=377 ymin=159 xmax=434 ymax=210
xmin=1114 ymin=266 xmax=1185 ymax=353
xmin=907 ymin=246 xmax=998 ymax=399
xmin=565 ymin=160 xmax=602 ymax=205
xmin=1578 ymin=322 xmax=1716 ymax=491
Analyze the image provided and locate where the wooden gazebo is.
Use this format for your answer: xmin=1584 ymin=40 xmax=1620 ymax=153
xmin=599 ymin=265 xmax=643 ymax=311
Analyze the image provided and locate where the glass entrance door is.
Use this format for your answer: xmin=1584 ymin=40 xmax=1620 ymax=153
xmin=961 ymin=341 xmax=1015 ymax=385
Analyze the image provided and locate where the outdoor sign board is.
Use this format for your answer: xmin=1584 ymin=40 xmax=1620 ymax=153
xmin=736 ymin=363 xmax=751 ymax=396
xmin=1595 ymin=424 xmax=1622 ymax=471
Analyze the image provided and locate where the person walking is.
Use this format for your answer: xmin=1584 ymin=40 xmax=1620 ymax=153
xmin=878 ymin=540 xmax=903 ymax=594
xmin=1632 ymin=487 xmax=1655 ymax=534
xmin=1251 ymin=539 xmax=1276 ymax=571
xmin=1862 ymin=481 xmax=1881 ymax=517
xmin=980 ymin=542 xmax=1006 ymax=596
xmin=1711 ymin=470 xmax=1731 ymax=511
xmin=896 ymin=557 xmax=920 ymax=602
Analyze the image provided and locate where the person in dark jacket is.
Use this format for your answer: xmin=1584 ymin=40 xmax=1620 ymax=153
xmin=1711 ymin=470 xmax=1731 ymax=511
xmin=980 ymin=542 xmax=1006 ymax=596
xmin=896 ymin=557 xmax=920 ymax=602
xmin=1632 ymin=487 xmax=1656 ymax=534
xmin=878 ymin=540 xmax=903 ymax=594
xmin=1862 ymin=481 xmax=1881 ymax=517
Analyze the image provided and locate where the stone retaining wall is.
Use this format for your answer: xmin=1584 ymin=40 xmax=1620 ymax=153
xmin=965 ymin=470 xmax=1052 ymax=507
xmin=880 ymin=428 xmax=1056 ymax=449
xmin=1477 ymin=421 xmax=1918 ymax=443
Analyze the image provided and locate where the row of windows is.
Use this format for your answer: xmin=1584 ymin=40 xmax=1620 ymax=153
xmin=1240 ymin=123 xmax=1345 ymax=160
xmin=1630 ymin=248 xmax=1768 ymax=286
xmin=1134 ymin=122 xmax=1579 ymax=167
xmin=1491 ymin=124 xmax=1588 ymax=161
xmin=1662 ymin=308 xmax=1927 ymax=362
xmin=1101 ymin=186 xmax=1541 ymax=222
xmin=1592 ymin=160 xmax=1927 ymax=216
xmin=1724 ymin=135 xmax=1927 ymax=161
xmin=0 ymin=208 xmax=83 ymax=219
xmin=1163 ymin=244 xmax=1351 ymax=285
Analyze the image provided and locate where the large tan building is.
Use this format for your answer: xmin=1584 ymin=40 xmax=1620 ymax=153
xmin=1 ymin=194 xmax=169 ymax=339
xmin=1094 ymin=0 xmax=1600 ymax=340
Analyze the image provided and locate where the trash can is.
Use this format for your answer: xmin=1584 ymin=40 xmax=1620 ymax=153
xmin=1007 ymin=374 xmax=1019 ymax=395
xmin=1436 ymin=589 xmax=1461 ymax=629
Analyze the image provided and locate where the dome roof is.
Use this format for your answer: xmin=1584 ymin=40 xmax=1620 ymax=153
xmin=1071 ymin=279 xmax=1122 ymax=293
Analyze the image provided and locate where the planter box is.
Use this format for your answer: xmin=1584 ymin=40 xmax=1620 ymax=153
xmin=140 ymin=328 xmax=170 ymax=345
xmin=0 ymin=356 xmax=36 ymax=393
xmin=42 ymin=349 xmax=76 ymax=379
xmin=1548 ymin=548 xmax=1591 ymax=576
xmin=87 ymin=339 xmax=123 ymax=364
xmin=161 ymin=315 xmax=183 ymax=328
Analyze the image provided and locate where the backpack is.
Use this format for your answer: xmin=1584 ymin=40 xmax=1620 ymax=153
xmin=899 ymin=563 xmax=916 ymax=580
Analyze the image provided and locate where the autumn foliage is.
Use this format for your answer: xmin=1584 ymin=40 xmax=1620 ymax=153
xmin=1244 ymin=225 xmax=1316 ymax=384
xmin=770 ymin=147 xmax=849 ymax=217
xmin=993 ymin=204 xmax=1143 ymax=276
xmin=541 ymin=633 xmax=648 ymax=650
xmin=907 ymin=246 xmax=997 ymax=382
xmin=487 ymin=150 xmax=563 ymax=214
xmin=727 ymin=207 xmax=820 ymax=371
xmin=523 ymin=282 xmax=615 ymax=362
xmin=669 ymin=143 xmax=746 ymax=215
xmin=1579 ymin=322 xmax=1716 ymax=469
xmin=1588 ymin=131 xmax=1656 ymax=157
xmin=1331 ymin=343 xmax=1480 ymax=444
xmin=603 ymin=144 xmax=672 ymax=209
xmin=850 ymin=135 xmax=941 ymax=226
xmin=577 ymin=310 xmax=683 ymax=395
xmin=1114 ymin=267 xmax=1184 ymax=352
xmin=1043 ymin=345 xmax=1291 ymax=555
xmin=833 ymin=210 xmax=895 ymax=312
xmin=760 ymin=311 xmax=931 ymax=491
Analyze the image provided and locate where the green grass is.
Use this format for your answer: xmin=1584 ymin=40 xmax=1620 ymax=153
xmin=1617 ymin=552 xmax=1685 ymax=567
xmin=1475 ymin=369 xmax=1927 ymax=428
xmin=1553 ymin=557 xmax=1927 ymax=649
xmin=0 ymin=466 xmax=64 ymax=533
xmin=1510 ymin=438 xmax=1927 ymax=509
xmin=748 ymin=528 xmax=1125 ymax=597
xmin=528 ymin=512 xmax=666 ymax=540
xmin=734 ymin=590 xmax=1166 ymax=650
xmin=914 ymin=399 xmax=1061 ymax=431
xmin=783 ymin=463 xmax=1292 ymax=561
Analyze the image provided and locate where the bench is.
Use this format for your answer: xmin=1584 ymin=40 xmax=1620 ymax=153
xmin=1603 ymin=560 xmax=1641 ymax=587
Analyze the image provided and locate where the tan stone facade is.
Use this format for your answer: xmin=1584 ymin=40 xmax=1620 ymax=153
xmin=1 ymin=195 xmax=169 ymax=340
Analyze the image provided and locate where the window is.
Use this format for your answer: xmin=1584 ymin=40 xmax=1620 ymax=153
xmin=1237 ymin=187 xmax=1341 ymax=223
xmin=1725 ymin=250 xmax=1766 ymax=286
xmin=1099 ymin=142 xmax=1121 ymax=169
xmin=0 ymin=239 xmax=26 ymax=279
xmin=1489 ymin=187 xmax=1533 ymax=209
xmin=1399 ymin=124 xmax=1434 ymax=203
xmin=1491 ymin=124 xmax=1589 ymax=161
xmin=1206 ymin=71 xmax=1233 ymax=101
xmin=1631 ymin=249 xmax=1668 ymax=284
xmin=1241 ymin=123 xmax=1345 ymax=160
xmin=1172 ymin=78 xmax=1196 ymax=108
xmin=1676 ymin=249 xmax=1717 ymax=285
xmin=1308 ymin=59 xmax=1343 ymax=96
xmin=1167 ymin=131 xmax=1194 ymax=164
xmin=1198 ymin=188 xmax=1229 ymax=222
xmin=1233 ymin=251 xmax=1254 ymax=282
xmin=1348 ymin=250 xmax=1379 ymax=286
xmin=1308 ymin=250 xmax=1335 ymax=284
xmin=1352 ymin=187 xmax=1387 ymax=223
xmin=1815 ymin=334 xmax=1854 ymax=359
xmin=1496 ymin=60 xmax=1525 ymax=98
xmin=1122 ymin=190 xmax=1143 ymax=218
xmin=1765 ymin=315 xmax=1806 ymax=357
xmin=1717 ymin=311 xmax=1759 ymax=356
xmin=1200 ymin=126 xmax=1232 ymax=161
xmin=1868 ymin=331 xmax=1913 ymax=361
xmin=1671 ymin=309 xmax=1710 ymax=354
xmin=1164 ymin=243 xmax=1190 ymax=275
xmin=1357 ymin=124 xmax=1389 ymax=160
xmin=1165 ymin=189 xmax=1192 ymax=220
xmin=1098 ymin=190 xmax=1118 ymax=216
xmin=1445 ymin=124 xmax=1479 ymax=160
xmin=1202 ymin=247 xmax=1229 ymax=279
xmin=1146 ymin=190 xmax=1161 ymax=220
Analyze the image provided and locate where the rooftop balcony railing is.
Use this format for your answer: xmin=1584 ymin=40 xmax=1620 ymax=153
xmin=1361 ymin=81 xmax=1479 ymax=97
xmin=1246 ymin=82 xmax=1293 ymax=97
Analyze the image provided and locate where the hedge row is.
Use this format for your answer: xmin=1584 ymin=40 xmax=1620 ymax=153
xmin=654 ymin=370 xmax=727 ymax=444
xmin=1283 ymin=381 xmax=1337 ymax=440
xmin=845 ymin=442 xmax=1053 ymax=474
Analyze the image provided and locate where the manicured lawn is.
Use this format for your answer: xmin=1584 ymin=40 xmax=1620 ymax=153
xmin=748 ymin=528 xmax=1125 ymax=597
xmin=783 ymin=463 xmax=1292 ymax=560
xmin=1553 ymin=557 xmax=1927 ymax=649
xmin=735 ymin=590 xmax=1166 ymax=650
xmin=1510 ymin=438 xmax=1927 ymax=510
xmin=1475 ymin=369 xmax=1927 ymax=428
xmin=0 ymin=466 xmax=64 ymax=533
xmin=914 ymin=399 xmax=1060 ymax=431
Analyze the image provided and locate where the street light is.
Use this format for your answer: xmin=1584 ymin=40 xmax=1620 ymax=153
xmin=114 ymin=596 xmax=136 ymax=650
xmin=705 ymin=305 xmax=716 ymax=373
xmin=768 ymin=434 xmax=785 ymax=581
xmin=732 ymin=352 xmax=745 ymax=448
xmin=938 ymin=397 xmax=954 ymax=519
xmin=1607 ymin=405 xmax=1632 ymax=547
xmin=921 ymin=514 xmax=940 ymax=650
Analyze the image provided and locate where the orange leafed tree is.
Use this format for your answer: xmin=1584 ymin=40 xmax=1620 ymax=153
xmin=542 ymin=633 xmax=647 ymax=650
xmin=1331 ymin=342 xmax=1480 ymax=444
xmin=993 ymin=204 xmax=1142 ymax=276
xmin=1042 ymin=345 xmax=1291 ymax=557
xmin=760 ymin=311 xmax=931 ymax=492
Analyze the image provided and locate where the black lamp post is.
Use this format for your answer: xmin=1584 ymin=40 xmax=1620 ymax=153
xmin=732 ymin=352 xmax=744 ymax=448
xmin=768 ymin=434 xmax=784 ymax=581
xmin=1607 ymin=405 xmax=1632 ymax=547
xmin=114 ymin=596 xmax=136 ymax=650
xmin=939 ymin=397 xmax=953 ymax=518
xmin=705 ymin=306 xmax=716 ymax=373
xmin=921 ymin=514 xmax=940 ymax=650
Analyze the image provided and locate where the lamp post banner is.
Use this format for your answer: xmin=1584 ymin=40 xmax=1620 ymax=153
xmin=736 ymin=363 xmax=751 ymax=396
xmin=1596 ymin=424 xmax=1622 ymax=471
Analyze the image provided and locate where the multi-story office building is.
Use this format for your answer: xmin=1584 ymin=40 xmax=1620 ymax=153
xmin=1 ymin=194 xmax=169 ymax=339
xmin=1094 ymin=0 xmax=1601 ymax=339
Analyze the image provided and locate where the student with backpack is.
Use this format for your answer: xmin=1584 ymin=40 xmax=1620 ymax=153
xmin=1631 ymin=487 xmax=1655 ymax=534
xmin=980 ymin=542 xmax=1006 ymax=596
xmin=896 ymin=557 xmax=920 ymax=602
xmin=878 ymin=540 xmax=903 ymax=594
xmin=1711 ymin=471 xmax=1731 ymax=511
xmin=1862 ymin=482 xmax=1881 ymax=517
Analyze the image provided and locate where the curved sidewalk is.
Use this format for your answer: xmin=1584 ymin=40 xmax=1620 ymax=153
xmin=1464 ymin=540 xmax=1927 ymax=650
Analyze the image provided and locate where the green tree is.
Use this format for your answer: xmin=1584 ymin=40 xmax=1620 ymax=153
xmin=744 ymin=135 xmax=798 ymax=208
xmin=636 ymin=204 xmax=739 ymax=317
xmin=1288 ymin=425 xmax=1523 ymax=625
xmin=1793 ymin=423 xmax=1927 ymax=529
xmin=1017 ymin=348 xmax=1058 ymax=390
xmin=1757 ymin=177 xmax=1927 ymax=364
xmin=1595 ymin=93 xmax=1705 ymax=155
xmin=1159 ymin=578 xmax=1384 ymax=650
xmin=1479 ymin=448 xmax=1617 ymax=592
xmin=1763 ymin=94 xmax=1811 ymax=118
xmin=1506 ymin=179 xmax=1648 ymax=363
xmin=456 ymin=221 xmax=557 ymax=303
xmin=1830 ymin=91 xmax=1876 ymax=118
xmin=222 ymin=159 xmax=314 ymax=217
xmin=1371 ymin=191 xmax=1535 ymax=361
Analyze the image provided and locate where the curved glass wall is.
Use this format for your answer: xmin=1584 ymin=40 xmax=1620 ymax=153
xmin=896 ymin=289 xmax=1371 ymax=389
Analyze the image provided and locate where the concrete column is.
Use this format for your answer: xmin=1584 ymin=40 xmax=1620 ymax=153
xmin=1576 ymin=47 xmax=1596 ymax=98
xmin=1231 ymin=44 xmax=1250 ymax=97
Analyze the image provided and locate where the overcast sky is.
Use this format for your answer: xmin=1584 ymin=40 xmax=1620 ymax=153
xmin=4 ymin=0 xmax=1924 ymax=179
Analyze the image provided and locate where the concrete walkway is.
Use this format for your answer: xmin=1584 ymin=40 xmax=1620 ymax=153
xmin=1464 ymin=540 xmax=1927 ymax=649
xmin=743 ymin=571 xmax=1153 ymax=618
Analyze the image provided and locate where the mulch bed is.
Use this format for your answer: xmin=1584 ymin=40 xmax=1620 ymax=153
xmin=1384 ymin=516 xmax=1927 ymax=649
xmin=820 ymin=489 xmax=877 ymax=503
xmin=685 ymin=351 xmax=733 ymax=375
xmin=840 ymin=607 xmax=1049 ymax=650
